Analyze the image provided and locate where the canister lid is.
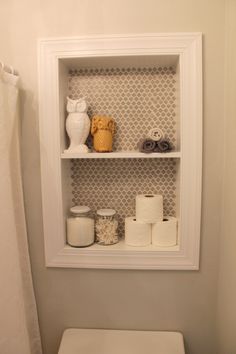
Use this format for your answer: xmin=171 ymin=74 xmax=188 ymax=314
xmin=96 ymin=208 xmax=116 ymax=216
xmin=70 ymin=206 xmax=91 ymax=214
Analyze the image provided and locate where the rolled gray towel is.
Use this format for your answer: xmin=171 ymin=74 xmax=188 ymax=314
xmin=154 ymin=140 xmax=172 ymax=152
xmin=138 ymin=139 xmax=156 ymax=153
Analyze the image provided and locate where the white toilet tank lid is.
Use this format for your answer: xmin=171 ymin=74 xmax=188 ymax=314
xmin=58 ymin=329 xmax=185 ymax=354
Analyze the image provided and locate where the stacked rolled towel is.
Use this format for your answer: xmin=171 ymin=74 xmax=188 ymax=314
xmin=138 ymin=138 xmax=172 ymax=153
xmin=154 ymin=140 xmax=172 ymax=152
xmin=138 ymin=139 xmax=156 ymax=153
xmin=125 ymin=194 xmax=178 ymax=247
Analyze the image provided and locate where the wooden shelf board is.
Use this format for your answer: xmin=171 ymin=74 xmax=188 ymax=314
xmin=61 ymin=151 xmax=181 ymax=159
xmin=64 ymin=239 xmax=180 ymax=253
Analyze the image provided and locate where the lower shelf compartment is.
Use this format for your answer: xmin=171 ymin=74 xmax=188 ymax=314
xmin=68 ymin=158 xmax=179 ymax=237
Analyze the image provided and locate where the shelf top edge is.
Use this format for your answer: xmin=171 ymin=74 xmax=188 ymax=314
xmin=61 ymin=151 xmax=181 ymax=159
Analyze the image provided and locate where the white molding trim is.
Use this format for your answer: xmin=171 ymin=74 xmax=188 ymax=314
xmin=38 ymin=33 xmax=202 ymax=270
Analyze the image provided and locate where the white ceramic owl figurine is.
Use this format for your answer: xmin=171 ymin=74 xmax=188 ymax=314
xmin=64 ymin=97 xmax=90 ymax=153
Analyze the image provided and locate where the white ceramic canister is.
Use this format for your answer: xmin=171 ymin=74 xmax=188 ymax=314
xmin=95 ymin=209 xmax=118 ymax=245
xmin=67 ymin=206 xmax=95 ymax=247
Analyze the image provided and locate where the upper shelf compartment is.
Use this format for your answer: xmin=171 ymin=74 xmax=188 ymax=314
xmin=59 ymin=53 xmax=180 ymax=155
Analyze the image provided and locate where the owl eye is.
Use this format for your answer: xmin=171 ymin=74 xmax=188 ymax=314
xmin=76 ymin=98 xmax=87 ymax=112
xmin=67 ymin=100 xmax=76 ymax=112
xmin=97 ymin=121 xmax=104 ymax=129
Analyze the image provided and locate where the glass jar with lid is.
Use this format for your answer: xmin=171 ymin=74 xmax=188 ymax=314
xmin=95 ymin=209 xmax=119 ymax=245
xmin=67 ymin=206 xmax=95 ymax=247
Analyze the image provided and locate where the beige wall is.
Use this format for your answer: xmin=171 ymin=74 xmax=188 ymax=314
xmin=217 ymin=1 xmax=236 ymax=353
xmin=0 ymin=1 xmax=226 ymax=354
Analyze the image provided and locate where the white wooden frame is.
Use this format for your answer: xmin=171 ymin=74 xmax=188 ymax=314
xmin=38 ymin=33 xmax=202 ymax=270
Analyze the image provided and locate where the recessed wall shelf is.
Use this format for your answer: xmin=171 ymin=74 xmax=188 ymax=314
xmin=38 ymin=33 xmax=202 ymax=270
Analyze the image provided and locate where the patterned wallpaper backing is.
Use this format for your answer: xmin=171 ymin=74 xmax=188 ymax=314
xmin=68 ymin=66 xmax=178 ymax=237
xmin=68 ymin=66 xmax=178 ymax=151
xmin=71 ymin=158 xmax=178 ymax=237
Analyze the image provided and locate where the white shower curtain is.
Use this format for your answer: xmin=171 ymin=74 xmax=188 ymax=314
xmin=0 ymin=66 xmax=42 ymax=354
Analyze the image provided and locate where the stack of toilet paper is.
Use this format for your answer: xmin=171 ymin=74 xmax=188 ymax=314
xmin=125 ymin=194 xmax=178 ymax=247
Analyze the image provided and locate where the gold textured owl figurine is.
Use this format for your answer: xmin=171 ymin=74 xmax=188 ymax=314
xmin=91 ymin=115 xmax=115 ymax=152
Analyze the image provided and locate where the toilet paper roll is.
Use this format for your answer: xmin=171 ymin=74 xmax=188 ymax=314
xmin=152 ymin=216 xmax=178 ymax=247
xmin=125 ymin=217 xmax=152 ymax=246
xmin=136 ymin=194 xmax=163 ymax=223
